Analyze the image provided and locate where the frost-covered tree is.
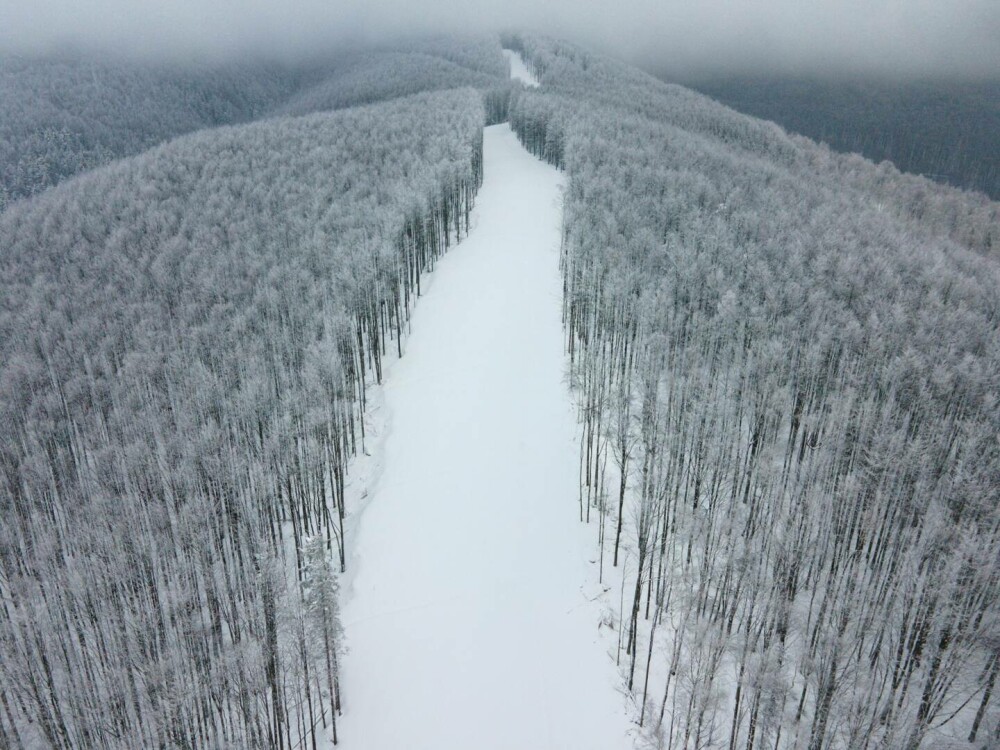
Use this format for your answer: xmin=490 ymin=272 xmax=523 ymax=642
xmin=301 ymin=534 xmax=345 ymax=744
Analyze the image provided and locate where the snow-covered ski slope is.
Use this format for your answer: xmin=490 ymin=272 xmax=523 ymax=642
xmin=504 ymin=49 xmax=540 ymax=87
xmin=338 ymin=124 xmax=634 ymax=748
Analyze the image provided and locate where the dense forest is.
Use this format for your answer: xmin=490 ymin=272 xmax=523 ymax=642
xmin=275 ymin=36 xmax=510 ymax=119
xmin=0 ymin=56 xmax=302 ymax=209
xmin=0 ymin=35 xmax=510 ymax=211
xmin=0 ymin=81 xmax=490 ymax=748
xmin=507 ymin=33 xmax=1000 ymax=750
xmin=670 ymin=76 xmax=1000 ymax=201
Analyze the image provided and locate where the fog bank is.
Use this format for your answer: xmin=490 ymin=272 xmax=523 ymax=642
xmin=2 ymin=0 xmax=998 ymax=78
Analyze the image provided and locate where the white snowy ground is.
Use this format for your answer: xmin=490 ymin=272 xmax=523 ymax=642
xmin=503 ymin=49 xmax=541 ymax=87
xmin=337 ymin=124 xmax=635 ymax=749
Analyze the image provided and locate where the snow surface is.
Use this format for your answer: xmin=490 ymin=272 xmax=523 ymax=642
xmin=338 ymin=124 xmax=634 ymax=749
xmin=503 ymin=49 xmax=541 ymax=88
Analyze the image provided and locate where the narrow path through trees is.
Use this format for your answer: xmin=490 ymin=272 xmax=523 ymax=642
xmin=337 ymin=123 xmax=634 ymax=749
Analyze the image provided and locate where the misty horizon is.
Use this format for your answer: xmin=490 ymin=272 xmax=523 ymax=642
xmin=2 ymin=0 xmax=999 ymax=80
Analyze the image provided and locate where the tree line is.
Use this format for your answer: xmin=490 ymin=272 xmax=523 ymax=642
xmin=507 ymin=34 xmax=1000 ymax=750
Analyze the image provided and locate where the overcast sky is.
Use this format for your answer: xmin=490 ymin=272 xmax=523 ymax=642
xmin=2 ymin=0 xmax=998 ymax=78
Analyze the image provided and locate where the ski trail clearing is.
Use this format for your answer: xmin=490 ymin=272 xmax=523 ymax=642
xmin=504 ymin=49 xmax=540 ymax=87
xmin=338 ymin=124 xmax=634 ymax=749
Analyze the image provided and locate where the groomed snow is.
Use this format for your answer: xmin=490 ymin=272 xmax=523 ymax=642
xmin=503 ymin=49 xmax=541 ymax=88
xmin=338 ymin=124 xmax=634 ymax=749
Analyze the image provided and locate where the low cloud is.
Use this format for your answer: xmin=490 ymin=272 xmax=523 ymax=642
xmin=2 ymin=0 xmax=997 ymax=78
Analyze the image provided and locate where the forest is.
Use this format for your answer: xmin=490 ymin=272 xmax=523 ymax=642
xmin=507 ymin=33 xmax=1000 ymax=750
xmin=669 ymin=76 xmax=1000 ymax=201
xmin=0 ymin=55 xmax=301 ymax=209
xmin=0 ymin=35 xmax=510 ymax=211
xmin=275 ymin=36 xmax=510 ymax=122
xmin=0 ymin=77 xmax=492 ymax=746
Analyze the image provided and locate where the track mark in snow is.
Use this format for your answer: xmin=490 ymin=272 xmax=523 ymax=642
xmin=338 ymin=124 xmax=634 ymax=749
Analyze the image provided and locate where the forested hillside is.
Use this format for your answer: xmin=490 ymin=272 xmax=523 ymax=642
xmin=507 ymin=38 xmax=997 ymax=259
xmin=0 ymin=35 xmax=509 ymax=211
xmin=275 ymin=51 xmax=510 ymax=124
xmin=507 ymin=34 xmax=1000 ymax=749
xmin=674 ymin=77 xmax=1000 ymax=201
xmin=0 ymin=56 xmax=301 ymax=209
xmin=0 ymin=88 xmax=485 ymax=749
xmin=390 ymin=34 xmax=511 ymax=77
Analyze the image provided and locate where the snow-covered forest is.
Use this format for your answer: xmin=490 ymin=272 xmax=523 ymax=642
xmin=678 ymin=77 xmax=1000 ymax=201
xmin=507 ymin=33 xmax=1000 ymax=749
xmin=0 ymin=35 xmax=510 ymax=211
xmin=0 ymin=56 xmax=299 ymax=210
xmin=1 ymin=27 xmax=999 ymax=750
xmin=0 ymin=66 xmax=489 ymax=745
xmin=275 ymin=37 xmax=512 ymax=123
